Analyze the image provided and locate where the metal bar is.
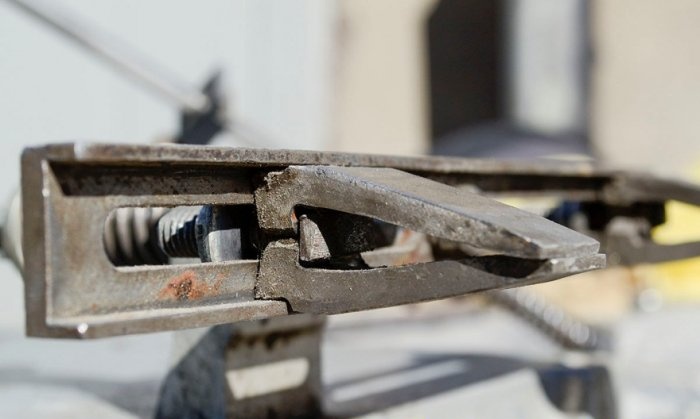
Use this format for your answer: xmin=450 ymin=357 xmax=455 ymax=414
xmin=5 ymin=0 xmax=210 ymax=113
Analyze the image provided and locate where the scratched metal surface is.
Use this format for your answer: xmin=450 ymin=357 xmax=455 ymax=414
xmin=22 ymin=143 xmax=700 ymax=339
xmin=21 ymin=143 xmax=610 ymax=339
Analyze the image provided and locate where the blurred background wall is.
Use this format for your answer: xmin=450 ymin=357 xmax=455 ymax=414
xmin=2 ymin=0 xmax=699 ymax=169
xmin=331 ymin=0 xmax=435 ymax=155
xmin=593 ymin=0 xmax=700 ymax=176
xmin=0 ymin=0 xmax=336 ymax=201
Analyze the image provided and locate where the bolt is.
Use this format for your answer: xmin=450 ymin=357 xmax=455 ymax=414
xmin=157 ymin=206 xmax=201 ymax=259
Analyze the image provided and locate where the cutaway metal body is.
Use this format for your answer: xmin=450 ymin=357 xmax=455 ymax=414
xmin=20 ymin=143 xmax=700 ymax=339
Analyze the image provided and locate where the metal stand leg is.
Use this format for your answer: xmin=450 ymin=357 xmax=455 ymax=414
xmin=157 ymin=314 xmax=325 ymax=419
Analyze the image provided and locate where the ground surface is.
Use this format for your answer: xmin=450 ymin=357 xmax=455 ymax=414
xmin=1 ymin=258 xmax=699 ymax=418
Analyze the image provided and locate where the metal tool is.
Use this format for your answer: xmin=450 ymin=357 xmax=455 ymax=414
xmin=16 ymin=142 xmax=700 ymax=340
xmin=17 ymin=143 xmax=610 ymax=339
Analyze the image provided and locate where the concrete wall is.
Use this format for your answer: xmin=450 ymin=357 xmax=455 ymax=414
xmin=593 ymin=0 xmax=700 ymax=176
xmin=331 ymin=0 xmax=436 ymax=155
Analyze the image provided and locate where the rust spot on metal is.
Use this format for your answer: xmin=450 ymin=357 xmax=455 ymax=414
xmin=392 ymin=246 xmax=429 ymax=266
xmin=212 ymin=273 xmax=226 ymax=292
xmin=159 ymin=270 xmax=211 ymax=301
xmin=396 ymin=229 xmax=413 ymax=245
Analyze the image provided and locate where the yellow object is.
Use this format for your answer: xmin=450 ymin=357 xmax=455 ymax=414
xmin=648 ymin=163 xmax=700 ymax=302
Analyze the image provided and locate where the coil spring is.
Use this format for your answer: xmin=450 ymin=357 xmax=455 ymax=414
xmin=486 ymin=289 xmax=607 ymax=351
xmin=104 ymin=206 xmax=201 ymax=266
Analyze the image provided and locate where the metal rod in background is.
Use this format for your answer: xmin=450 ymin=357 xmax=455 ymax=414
xmin=5 ymin=0 xmax=210 ymax=114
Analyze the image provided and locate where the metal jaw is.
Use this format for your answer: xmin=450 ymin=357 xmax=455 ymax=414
xmin=254 ymin=165 xmax=603 ymax=314
xmin=19 ymin=144 xmax=608 ymax=338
